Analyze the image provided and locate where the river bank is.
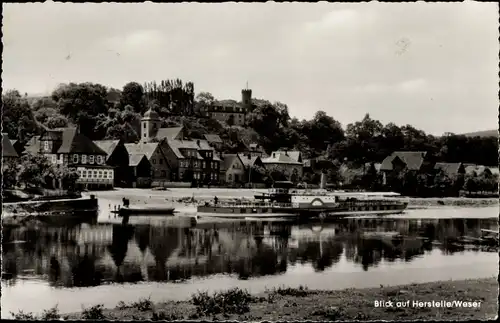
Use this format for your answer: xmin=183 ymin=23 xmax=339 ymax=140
xmin=85 ymin=188 xmax=499 ymax=209
xmin=14 ymin=277 xmax=496 ymax=321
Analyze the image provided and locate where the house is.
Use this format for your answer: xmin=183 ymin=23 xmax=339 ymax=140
xmin=243 ymin=143 xmax=267 ymax=158
xmin=139 ymin=108 xmax=187 ymax=143
xmin=127 ymin=154 xmax=152 ymax=188
xmin=238 ymin=154 xmax=265 ymax=183
xmin=380 ymin=151 xmax=430 ymax=185
xmin=2 ymin=133 xmax=19 ymax=163
xmin=94 ymin=139 xmax=130 ymax=187
xmin=262 ymin=151 xmax=303 ymax=182
xmin=434 ymin=162 xmax=465 ymax=178
xmin=24 ymin=135 xmax=41 ymax=155
xmin=124 ymin=142 xmax=170 ymax=181
xmin=162 ymin=139 xmax=221 ymax=184
xmin=221 ymin=154 xmax=246 ymax=185
xmin=200 ymin=88 xmax=253 ymax=126
xmin=36 ymin=128 xmax=114 ymax=190
xmin=273 ymin=150 xmax=303 ymax=163
xmin=203 ymin=134 xmax=223 ymax=150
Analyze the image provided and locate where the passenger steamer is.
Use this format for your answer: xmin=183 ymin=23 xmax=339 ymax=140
xmin=196 ymin=181 xmax=408 ymax=219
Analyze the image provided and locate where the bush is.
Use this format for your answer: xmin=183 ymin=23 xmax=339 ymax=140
xmin=131 ymin=297 xmax=154 ymax=311
xmin=81 ymin=304 xmax=105 ymax=320
xmin=10 ymin=310 xmax=37 ymax=320
xmin=191 ymin=288 xmax=252 ymax=316
xmin=41 ymin=305 xmax=61 ymax=320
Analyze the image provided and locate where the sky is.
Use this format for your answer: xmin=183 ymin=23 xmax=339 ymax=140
xmin=2 ymin=1 xmax=499 ymax=135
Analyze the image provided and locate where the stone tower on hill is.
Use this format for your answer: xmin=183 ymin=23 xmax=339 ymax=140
xmin=241 ymin=84 xmax=252 ymax=112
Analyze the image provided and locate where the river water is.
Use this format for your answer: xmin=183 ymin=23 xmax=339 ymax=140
xmin=1 ymin=205 xmax=498 ymax=317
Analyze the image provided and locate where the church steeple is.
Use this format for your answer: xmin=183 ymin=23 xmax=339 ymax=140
xmin=141 ymin=109 xmax=160 ymax=142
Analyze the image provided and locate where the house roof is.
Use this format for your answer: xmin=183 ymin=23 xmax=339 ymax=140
xmin=56 ymin=128 xmax=107 ymax=155
xmin=222 ymin=154 xmax=243 ymax=171
xmin=128 ymin=154 xmax=149 ymax=167
xmin=166 ymin=139 xmax=204 ymax=160
xmin=94 ymin=140 xmax=121 ymax=160
xmin=24 ymin=136 xmax=41 ymax=154
xmin=434 ymin=162 xmax=464 ymax=177
xmin=203 ymin=134 xmax=223 ymax=144
xmin=273 ymin=150 xmax=301 ymax=163
xmin=142 ymin=108 xmax=160 ymax=120
xmin=465 ymin=165 xmax=493 ymax=176
xmin=125 ymin=142 xmax=159 ymax=160
xmin=262 ymin=152 xmax=302 ymax=165
xmin=156 ymin=126 xmax=184 ymax=141
xmin=237 ymin=154 xmax=261 ymax=169
xmin=2 ymin=133 xmax=19 ymax=158
xmin=380 ymin=151 xmax=427 ymax=171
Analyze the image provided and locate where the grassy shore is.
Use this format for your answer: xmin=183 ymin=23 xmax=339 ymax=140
xmin=12 ymin=277 xmax=497 ymax=321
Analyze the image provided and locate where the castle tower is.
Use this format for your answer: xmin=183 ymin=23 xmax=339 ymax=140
xmin=241 ymin=83 xmax=252 ymax=112
xmin=141 ymin=109 xmax=161 ymax=142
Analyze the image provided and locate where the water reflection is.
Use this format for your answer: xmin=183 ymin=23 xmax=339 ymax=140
xmin=2 ymin=217 xmax=497 ymax=288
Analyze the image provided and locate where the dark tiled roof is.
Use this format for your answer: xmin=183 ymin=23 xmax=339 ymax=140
xmin=125 ymin=142 xmax=159 ymax=160
xmin=203 ymin=134 xmax=223 ymax=144
xmin=56 ymin=128 xmax=107 ymax=155
xmin=2 ymin=133 xmax=19 ymax=158
xmin=380 ymin=151 xmax=427 ymax=171
xmin=156 ymin=126 xmax=184 ymax=141
xmin=434 ymin=162 xmax=464 ymax=177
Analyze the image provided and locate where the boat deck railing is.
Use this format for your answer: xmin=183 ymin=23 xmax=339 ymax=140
xmin=200 ymin=201 xmax=293 ymax=209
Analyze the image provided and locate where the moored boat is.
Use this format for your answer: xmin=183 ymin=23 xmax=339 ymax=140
xmin=197 ymin=182 xmax=408 ymax=219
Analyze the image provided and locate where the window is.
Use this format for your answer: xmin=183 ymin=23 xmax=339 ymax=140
xmin=228 ymin=174 xmax=232 ymax=181
xmin=104 ymin=171 xmax=108 ymax=178
xmin=93 ymin=170 xmax=98 ymax=178
xmin=161 ymin=170 xmax=166 ymax=177
xmin=59 ymin=154 xmax=63 ymax=163
xmin=82 ymin=170 xmax=87 ymax=178
xmin=73 ymin=154 xmax=79 ymax=163
xmin=233 ymin=164 xmax=236 ymax=169
xmin=202 ymin=161 xmax=206 ymax=168
xmin=159 ymin=158 xmax=163 ymax=164
xmin=152 ymin=158 xmax=156 ymax=164
xmin=98 ymin=170 xmax=103 ymax=178
xmin=82 ymin=155 xmax=87 ymax=164
xmin=44 ymin=141 xmax=49 ymax=151
xmin=144 ymin=133 xmax=147 ymax=138
xmin=109 ymin=171 xmax=114 ymax=179
xmin=89 ymin=155 xmax=95 ymax=164
xmin=97 ymin=156 xmax=103 ymax=164
xmin=143 ymin=123 xmax=146 ymax=129
xmin=52 ymin=155 xmax=57 ymax=164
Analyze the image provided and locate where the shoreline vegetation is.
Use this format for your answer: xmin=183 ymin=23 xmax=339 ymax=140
xmin=10 ymin=277 xmax=498 ymax=321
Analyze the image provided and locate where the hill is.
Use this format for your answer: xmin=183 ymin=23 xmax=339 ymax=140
xmin=462 ymin=129 xmax=497 ymax=138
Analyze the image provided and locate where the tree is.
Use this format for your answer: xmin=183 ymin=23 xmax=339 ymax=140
xmin=56 ymin=166 xmax=80 ymax=191
xmin=121 ymin=82 xmax=145 ymax=113
xmin=51 ymin=82 xmax=109 ymax=139
xmin=2 ymin=90 xmax=40 ymax=145
xmin=1 ymin=159 xmax=19 ymax=190
xmin=17 ymin=153 xmax=55 ymax=188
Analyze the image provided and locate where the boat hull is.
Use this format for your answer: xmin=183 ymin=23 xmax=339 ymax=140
xmin=113 ymin=207 xmax=175 ymax=217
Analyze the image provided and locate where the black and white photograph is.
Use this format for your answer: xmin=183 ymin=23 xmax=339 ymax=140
xmin=1 ymin=1 xmax=498 ymax=321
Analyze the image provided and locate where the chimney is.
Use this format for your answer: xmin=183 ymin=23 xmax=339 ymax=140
xmin=196 ymin=139 xmax=200 ymax=146
xmin=320 ymin=172 xmax=327 ymax=189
